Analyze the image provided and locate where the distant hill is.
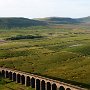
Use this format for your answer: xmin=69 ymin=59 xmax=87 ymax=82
xmin=0 ymin=17 xmax=47 ymax=29
xmin=34 ymin=17 xmax=80 ymax=24
xmin=0 ymin=16 xmax=90 ymax=29
xmin=77 ymin=16 xmax=90 ymax=23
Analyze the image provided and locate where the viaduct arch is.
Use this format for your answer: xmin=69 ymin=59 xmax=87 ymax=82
xmin=0 ymin=67 xmax=86 ymax=90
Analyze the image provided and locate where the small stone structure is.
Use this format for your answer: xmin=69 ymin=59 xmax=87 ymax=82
xmin=0 ymin=67 xmax=86 ymax=90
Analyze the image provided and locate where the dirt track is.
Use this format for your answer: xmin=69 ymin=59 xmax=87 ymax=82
xmin=0 ymin=40 xmax=6 ymax=43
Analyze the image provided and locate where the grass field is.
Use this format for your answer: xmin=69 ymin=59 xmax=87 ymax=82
xmin=0 ymin=24 xmax=90 ymax=89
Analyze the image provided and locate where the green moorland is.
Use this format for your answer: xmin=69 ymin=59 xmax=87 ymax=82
xmin=0 ymin=24 xmax=90 ymax=89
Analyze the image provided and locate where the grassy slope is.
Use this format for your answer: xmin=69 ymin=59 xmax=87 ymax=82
xmin=0 ymin=18 xmax=47 ymax=29
xmin=0 ymin=24 xmax=90 ymax=89
xmin=78 ymin=16 xmax=90 ymax=23
xmin=34 ymin=17 xmax=80 ymax=24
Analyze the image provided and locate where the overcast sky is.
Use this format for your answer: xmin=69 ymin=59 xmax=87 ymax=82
xmin=0 ymin=0 xmax=90 ymax=19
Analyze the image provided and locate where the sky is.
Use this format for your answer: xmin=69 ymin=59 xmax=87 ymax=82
xmin=0 ymin=0 xmax=90 ymax=19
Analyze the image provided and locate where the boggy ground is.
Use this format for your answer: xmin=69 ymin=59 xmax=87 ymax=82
xmin=0 ymin=24 xmax=90 ymax=89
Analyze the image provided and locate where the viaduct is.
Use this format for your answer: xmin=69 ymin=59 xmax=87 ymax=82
xmin=0 ymin=67 xmax=86 ymax=90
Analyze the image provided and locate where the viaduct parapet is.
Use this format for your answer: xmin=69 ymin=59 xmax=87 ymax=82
xmin=0 ymin=67 xmax=86 ymax=90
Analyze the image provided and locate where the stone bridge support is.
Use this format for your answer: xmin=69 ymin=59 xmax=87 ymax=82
xmin=0 ymin=67 xmax=86 ymax=90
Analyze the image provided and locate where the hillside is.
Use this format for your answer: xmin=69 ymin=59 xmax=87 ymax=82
xmin=0 ymin=16 xmax=90 ymax=29
xmin=0 ymin=17 xmax=47 ymax=29
xmin=77 ymin=16 xmax=90 ymax=23
xmin=34 ymin=17 xmax=80 ymax=24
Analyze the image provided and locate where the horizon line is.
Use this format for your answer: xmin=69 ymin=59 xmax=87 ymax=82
xmin=0 ymin=16 xmax=90 ymax=19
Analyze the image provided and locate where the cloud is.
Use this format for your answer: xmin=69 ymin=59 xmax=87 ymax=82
xmin=0 ymin=0 xmax=90 ymax=18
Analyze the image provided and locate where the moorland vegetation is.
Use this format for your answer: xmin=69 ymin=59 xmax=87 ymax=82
xmin=0 ymin=17 xmax=90 ymax=90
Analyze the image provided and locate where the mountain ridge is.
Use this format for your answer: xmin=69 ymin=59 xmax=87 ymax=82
xmin=34 ymin=16 xmax=90 ymax=24
xmin=34 ymin=17 xmax=80 ymax=24
xmin=0 ymin=16 xmax=90 ymax=29
xmin=77 ymin=16 xmax=90 ymax=23
xmin=0 ymin=17 xmax=47 ymax=29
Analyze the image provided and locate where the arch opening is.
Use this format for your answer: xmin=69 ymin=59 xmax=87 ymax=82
xmin=66 ymin=88 xmax=71 ymax=90
xmin=41 ymin=80 xmax=45 ymax=90
xmin=31 ymin=77 xmax=35 ymax=88
xmin=9 ymin=72 xmax=12 ymax=80
xmin=36 ymin=79 xmax=40 ymax=90
xmin=13 ymin=73 xmax=16 ymax=81
xmin=47 ymin=82 xmax=51 ymax=90
xmin=21 ymin=75 xmax=25 ymax=85
xmin=52 ymin=83 xmax=57 ymax=90
xmin=6 ymin=71 xmax=9 ymax=78
xmin=26 ymin=76 xmax=30 ymax=86
xmin=59 ymin=86 xmax=65 ymax=90
xmin=2 ymin=70 xmax=5 ymax=77
xmin=17 ymin=74 xmax=20 ymax=83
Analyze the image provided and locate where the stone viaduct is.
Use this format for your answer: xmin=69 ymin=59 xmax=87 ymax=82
xmin=0 ymin=67 xmax=86 ymax=90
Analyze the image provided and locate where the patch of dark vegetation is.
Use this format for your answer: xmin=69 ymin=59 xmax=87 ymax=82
xmin=6 ymin=35 xmax=44 ymax=40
